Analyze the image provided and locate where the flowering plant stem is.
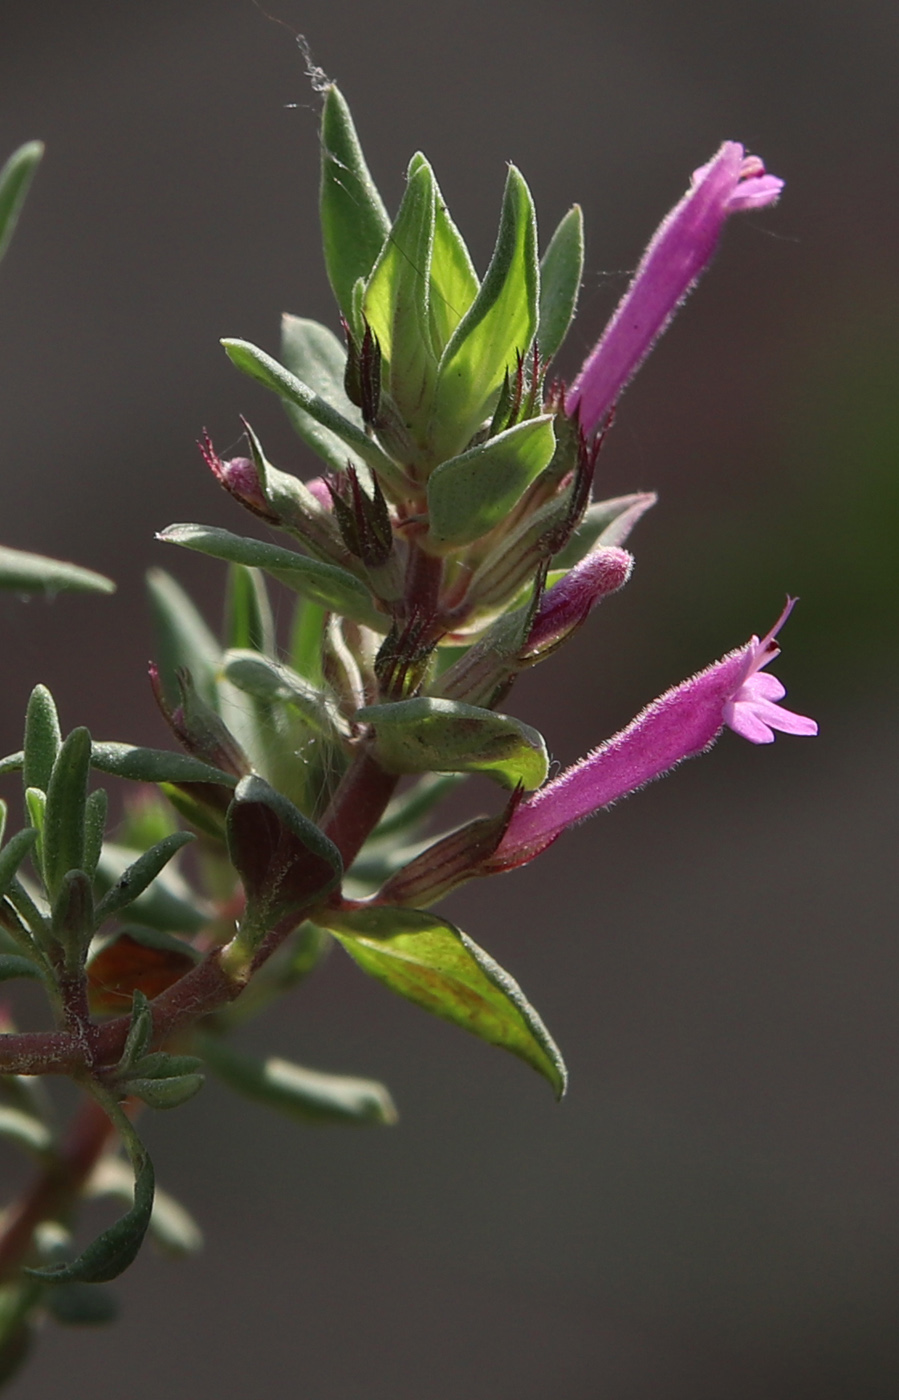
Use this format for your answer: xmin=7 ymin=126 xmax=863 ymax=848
xmin=0 ymin=80 xmax=816 ymax=1378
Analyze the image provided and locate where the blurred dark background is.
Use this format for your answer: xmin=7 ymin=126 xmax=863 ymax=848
xmin=1 ymin=1 xmax=897 ymax=1396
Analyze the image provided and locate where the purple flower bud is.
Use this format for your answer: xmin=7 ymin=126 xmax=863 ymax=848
xmin=199 ymin=433 xmax=278 ymax=523
xmin=567 ymin=144 xmax=784 ymax=438
xmin=490 ymin=600 xmax=815 ymax=870
xmin=525 ymin=546 xmax=633 ymax=656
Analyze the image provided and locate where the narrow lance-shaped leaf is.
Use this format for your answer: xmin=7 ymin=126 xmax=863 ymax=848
xmin=358 ymin=696 xmax=548 ymax=790
xmin=221 ymin=339 xmax=411 ymax=498
xmin=324 ymin=905 xmax=567 ymax=1097
xmin=198 ymin=1032 xmax=397 ymax=1126
xmin=0 ymin=829 xmax=38 ymax=901
xmin=94 ymin=831 xmax=195 ymax=925
xmin=537 ymin=204 xmax=584 ymax=366
xmin=120 ymin=1051 xmax=205 ymax=1111
xmin=0 ymin=545 xmax=114 ymax=597
xmin=28 ymin=1099 xmax=155 ymax=1284
xmin=94 ymin=845 xmax=208 ymax=936
xmin=82 ymin=788 xmax=108 ymax=878
xmin=428 ymin=176 xmax=479 ymax=354
xmin=432 ymin=165 xmax=539 ymax=460
xmin=89 ymin=741 xmax=236 ymax=789
xmin=86 ymin=1157 xmax=203 ymax=1258
xmin=0 ymin=140 xmax=43 ymax=264
xmin=22 ymin=685 xmax=61 ymax=795
xmin=147 ymin=568 xmax=222 ymax=711
xmin=42 ymin=728 xmax=91 ymax=900
xmin=224 ymin=565 xmax=275 ymax=656
xmin=426 ymin=415 xmax=556 ymax=547
xmin=280 ymin=315 xmax=372 ymax=475
xmin=159 ymin=523 xmax=388 ymax=632
xmin=364 ymin=153 xmax=436 ymax=427
xmin=319 ymin=85 xmax=391 ymax=325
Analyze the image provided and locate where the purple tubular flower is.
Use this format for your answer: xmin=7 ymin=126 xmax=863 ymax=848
xmin=567 ymin=143 xmax=784 ymax=438
xmin=490 ymin=600 xmax=816 ymax=870
xmin=526 ymin=546 xmax=633 ymax=655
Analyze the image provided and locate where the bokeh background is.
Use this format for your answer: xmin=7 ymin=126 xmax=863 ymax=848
xmin=1 ymin=1 xmax=897 ymax=1395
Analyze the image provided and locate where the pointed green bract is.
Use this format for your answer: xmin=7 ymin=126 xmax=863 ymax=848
xmin=364 ymin=154 xmax=436 ymax=429
xmin=319 ymin=85 xmax=391 ymax=325
xmin=160 ymin=523 xmax=387 ymax=631
xmin=325 ymin=905 xmax=566 ymax=1097
xmin=427 ymin=414 xmax=556 ymax=547
xmin=429 ymin=179 xmax=479 ymax=354
xmin=358 ymin=696 xmax=548 ymax=789
xmin=0 ymin=141 xmax=43 ymax=265
xmin=537 ymin=204 xmax=584 ymax=366
xmin=0 ymin=545 xmax=114 ymax=596
xmin=431 ymin=166 xmax=539 ymax=460
xmin=279 ymin=315 xmax=371 ymax=475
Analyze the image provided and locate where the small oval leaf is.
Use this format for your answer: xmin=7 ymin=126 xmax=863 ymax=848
xmin=358 ymin=696 xmax=548 ymax=790
xmin=427 ymin=415 xmax=556 ymax=547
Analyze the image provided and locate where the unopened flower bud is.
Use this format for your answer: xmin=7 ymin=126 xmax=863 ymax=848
xmin=199 ymin=435 xmax=278 ymax=523
xmin=524 ymin=546 xmax=633 ymax=658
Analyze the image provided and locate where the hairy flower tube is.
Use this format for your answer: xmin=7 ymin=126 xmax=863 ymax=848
xmin=490 ymin=601 xmax=817 ymax=870
xmin=567 ymin=142 xmax=784 ymax=437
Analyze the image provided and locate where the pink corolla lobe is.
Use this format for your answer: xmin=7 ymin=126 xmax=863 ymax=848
xmin=489 ymin=600 xmax=816 ymax=871
xmin=566 ymin=142 xmax=784 ymax=439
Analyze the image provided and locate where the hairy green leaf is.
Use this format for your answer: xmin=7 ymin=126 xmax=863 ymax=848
xmin=94 ymin=831 xmax=195 ymax=926
xmin=199 ymin=1033 xmax=397 ymax=1125
xmin=427 ymin=415 xmax=556 ymax=547
xmin=358 ymin=696 xmax=548 ymax=789
xmin=0 ymin=545 xmax=114 ymax=597
xmin=159 ymin=523 xmax=387 ymax=632
xmin=326 ymin=906 xmax=566 ymax=1096
xmin=42 ymin=729 xmax=91 ymax=900
xmin=537 ymin=204 xmax=584 ymax=366
xmin=280 ymin=315 xmax=371 ymax=474
xmin=432 ymin=166 xmax=539 ymax=459
xmin=319 ymin=85 xmax=391 ymax=325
